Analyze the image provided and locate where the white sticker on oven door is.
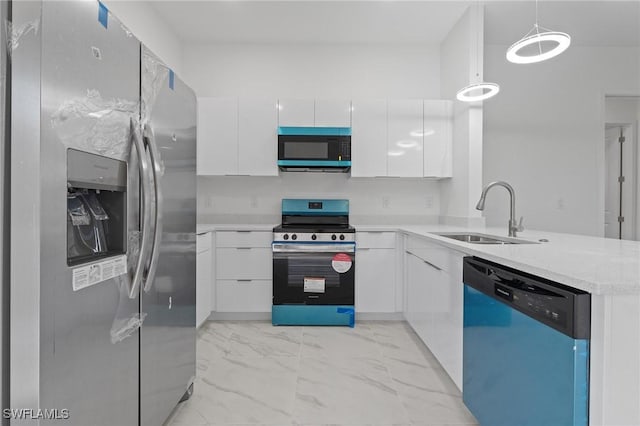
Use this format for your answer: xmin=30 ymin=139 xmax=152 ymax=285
xmin=72 ymin=255 xmax=127 ymax=292
xmin=304 ymin=277 xmax=326 ymax=293
xmin=332 ymin=253 xmax=352 ymax=273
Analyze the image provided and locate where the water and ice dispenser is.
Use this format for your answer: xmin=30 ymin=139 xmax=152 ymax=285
xmin=67 ymin=149 xmax=127 ymax=265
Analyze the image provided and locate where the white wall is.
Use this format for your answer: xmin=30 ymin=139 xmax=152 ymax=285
xmin=439 ymin=5 xmax=484 ymax=225
xmin=183 ymin=43 xmax=441 ymax=99
xmin=198 ymin=174 xmax=441 ymax=224
xmin=185 ymin=42 xmax=447 ymax=222
xmin=103 ymin=1 xmax=184 ymax=75
xmin=483 ymin=45 xmax=640 ymax=236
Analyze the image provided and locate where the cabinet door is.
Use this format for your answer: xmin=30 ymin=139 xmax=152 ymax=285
xmin=314 ymin=99 xmax=352 ymax=127
xmin=355 ymin=248 xmax=396 ymax=313
xmin=278 ymin=98 xmax=314 ymax=127
xmin=196 ymin=233 xmax=213 ymax=327
xmin=216 ymin=280 xmax=272 ymax=312
xmin=405 ymin=252 xmax=430 ymax=342
xmin=387 ymin=99 xmax=423 ymax=177
xmin=238 ymin=98 xmax=278 ymax=176
xmin=423 ymin=100 xmax=453 ymax=178
xmin=351 ymin=99 xmax=388 ymax=177
xmin=216 ymin=248 xmax=272 ymax=280
xmin=439 ymin=251 xmax=464 ymax=390
xmin=197 ymin=97 xmax=238 ymax=175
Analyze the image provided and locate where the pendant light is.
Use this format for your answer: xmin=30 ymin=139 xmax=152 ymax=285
xmin=506 ymin=0 xmax=571 ymax=64
xmin=456 ymin=3 xmax=500 ymax=103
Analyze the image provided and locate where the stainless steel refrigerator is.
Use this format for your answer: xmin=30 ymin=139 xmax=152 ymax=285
xmin=7 ymin=1 xmax=197 ymax=425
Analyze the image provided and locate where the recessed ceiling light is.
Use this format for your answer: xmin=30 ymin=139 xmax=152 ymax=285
xmin=388 ymin=149 xmax=405 ymax=157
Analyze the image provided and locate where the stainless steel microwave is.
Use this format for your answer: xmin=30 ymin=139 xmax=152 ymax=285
xmin=277 ymin=127 xmax=351 ymax=172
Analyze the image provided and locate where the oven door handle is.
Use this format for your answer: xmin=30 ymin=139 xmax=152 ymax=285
xmin=272 ymin=243 xmax=355 ymax=253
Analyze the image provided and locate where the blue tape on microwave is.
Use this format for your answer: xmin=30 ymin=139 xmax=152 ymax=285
xmin=98 ymin=2 xmax=108 ymax=29
xmin=277 ymin=126 xmax=351 ymax=136
xmin=169 ymin=70 xmax=175 ymax=90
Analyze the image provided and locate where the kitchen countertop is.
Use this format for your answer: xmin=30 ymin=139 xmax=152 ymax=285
xmin=197 ymin=222 xmax=640 ymax=295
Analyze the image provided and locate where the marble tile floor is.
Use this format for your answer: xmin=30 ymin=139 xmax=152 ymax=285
xmin=165 ymin=320 xmax=478 ymax=426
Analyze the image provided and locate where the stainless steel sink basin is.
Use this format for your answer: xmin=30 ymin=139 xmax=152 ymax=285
xmin=434 ymin=232 xmax=538 ymax=245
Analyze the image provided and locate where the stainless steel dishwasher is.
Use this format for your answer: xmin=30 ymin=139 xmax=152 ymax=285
xmin=463 ymin=257 xmax=591 ymax=426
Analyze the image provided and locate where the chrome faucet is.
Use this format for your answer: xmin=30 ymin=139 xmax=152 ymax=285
xmin=476 ymin=181 xmax=524 ymax=237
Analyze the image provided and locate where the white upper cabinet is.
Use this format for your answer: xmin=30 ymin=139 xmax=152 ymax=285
xmin=238 ymin=98 xmax=279 ymax=176
xmin=423 ymin=100 xmax=453 ymax=178
xmin=387 ymin=99 xmax=424 ymax=177
xmin=278 ymin=98 xmax=314 ymax=127
xmin=351 ymin=99 xmax=388 ymax=177
xmin=197 ymin=97 xmax=238 ymax=175
xmin=198 ymin=97 xmax=278 ymax=176
xmin=315 ymin=99 xmax=352 ymax=127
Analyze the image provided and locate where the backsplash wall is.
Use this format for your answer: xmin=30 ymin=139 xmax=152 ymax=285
xmin=198 ymin=174 xmax=441 ymax=224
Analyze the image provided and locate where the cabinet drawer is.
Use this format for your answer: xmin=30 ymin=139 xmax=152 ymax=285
xmin=356 ymin=231 xmax=396 ymax=249
xmin=406 ymin=236 xmax=449 ymax=272
xmin=216 ymin=279 xmax=272 ymax=312
xmin=216 ymin=230 xmax=272 ymax=248
xmin=197 ymin=232 xmax=212 ymax=253
xmin=216 ymin=247 xmax=272 ymax=279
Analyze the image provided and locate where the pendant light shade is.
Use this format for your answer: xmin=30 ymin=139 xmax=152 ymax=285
xmin=506 ymin=25 xmax=571 ymax=64
xmin=455 ymin=3 xmax=500 ymax=103
xmin=507 ymin=0 xmax=571 ymax=65
xmin=456 ymin=82 xmax=500 ymax=102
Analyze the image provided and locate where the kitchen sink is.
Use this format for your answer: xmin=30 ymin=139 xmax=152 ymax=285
xmin=434 ymin=232 xmax=538 ymax=245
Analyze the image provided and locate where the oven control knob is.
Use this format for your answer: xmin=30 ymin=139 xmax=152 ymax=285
xmin=339 ymin=234 xmax=345 ymax=240
xmin=331 ymin=234 xmax=337 ymax=240
xmin=291 ymin=234 xmax=297 ymax=240
xmin=311 ymin=234 xmax=317 ymax=240
xmin=283 ymin=234 xmax=289 ymax=240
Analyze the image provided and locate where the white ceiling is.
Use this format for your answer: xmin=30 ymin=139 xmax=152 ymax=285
xmin=151 ymin=1 xmax=472 ymax=44
xmin=484 ymin=1 xmax=640 ymax=47
xmin=151 ymin=1 xmax=640 ymax=46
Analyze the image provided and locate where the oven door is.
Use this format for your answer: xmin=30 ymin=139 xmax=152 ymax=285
xmin=272 ymin=243 xmax=355 ymax=305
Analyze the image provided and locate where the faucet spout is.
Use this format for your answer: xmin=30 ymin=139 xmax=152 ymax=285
xmin=476 ymin=181 xmax=523 ymax=237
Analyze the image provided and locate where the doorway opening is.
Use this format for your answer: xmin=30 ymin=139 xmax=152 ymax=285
xmin=604 ymin=96 xmax=639 ymax=240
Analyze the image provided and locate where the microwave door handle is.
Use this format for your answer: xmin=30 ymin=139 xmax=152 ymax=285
xmin=129 ymin=118 xmax=152 ymax=299
xmin=142 ymin=123 xmax=163 ymax=293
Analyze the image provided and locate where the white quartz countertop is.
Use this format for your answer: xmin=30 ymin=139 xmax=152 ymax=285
xmin=197 ymin=223 xmax=276 ymax=233
xmin=197 ymin=222 xmax=640 ymax=295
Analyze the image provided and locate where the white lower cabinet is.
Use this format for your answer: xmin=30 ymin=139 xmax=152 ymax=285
xmin=196 ymin=232 xmax=213 ymax=327
xmin=355 ymin=248 xmax=396 ymax=313
xmin=404 ymin=236 xmax=464 ymax=390
xmin=355 ymin=231 xmax=397 ymax=313
xmin=214 ymin=231 xmax=272 ymax=313
xmin=216 ymin=280 xmax=272 ymax=313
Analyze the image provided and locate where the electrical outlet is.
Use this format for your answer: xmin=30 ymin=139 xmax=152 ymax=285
xmin=382 ymin=196 xmax=390 ymax=208
xmin=250 ymin=196 xmax=258 ymax=208
xmin=425 ymin=196 xmax=433 ymax=208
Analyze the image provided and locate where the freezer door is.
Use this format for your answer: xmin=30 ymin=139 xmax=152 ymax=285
xmin=139 ymin=46 xmax=197 ymax=426
xmin=37 ymin=2 xmax=139 ymax=424
xmin=0 ymin=0 xmax=8 ymax=415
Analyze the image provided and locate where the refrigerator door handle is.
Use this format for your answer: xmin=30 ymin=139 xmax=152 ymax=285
xmin=143 ymin=123 xmax=163 ymax=292
xmin=130 ymin=118 xmax=152 ymax=299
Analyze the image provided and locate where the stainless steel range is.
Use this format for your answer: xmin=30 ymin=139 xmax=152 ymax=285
xmin=272 ymin=199 xmax=356 ymax=326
